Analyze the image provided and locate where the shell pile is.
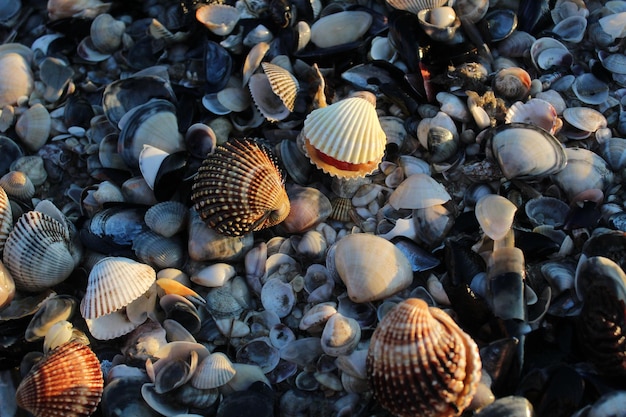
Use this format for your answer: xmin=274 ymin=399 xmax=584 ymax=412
xmin=3 ymin=0 xmax=626 ymax=417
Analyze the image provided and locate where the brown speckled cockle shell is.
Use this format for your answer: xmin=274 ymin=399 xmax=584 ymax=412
xmin=191 ymin=138 xmax=290 ymax=236
xmin=16 ymin=341 xmax=104 ymax=417
xmin=366 ymin=298 xmax=481 ymax=417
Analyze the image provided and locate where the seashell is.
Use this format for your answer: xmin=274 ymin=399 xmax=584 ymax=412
xmin=525 ymin=196 xmax=569 ymax=228
xmin=427 ymin=126 xmax=459 ymax=163
xmin=571 ymin=73 xmax=609 ymax=106
xmin=185 ymin=122 xmax=216 ymax=159
xmin=80 ymin=256 xmax=156 ymax=320
xmin=552 ymin=148 xmax=614 ymax=201
xmin=320 ymin=312 xmax=361 ymax=356
xmin=25 ymin=294 xmax=76 ymax=342
xmin=366 ymin=298 xmax=481 ymax=417
xmin=237 ymin=338 xmax=280 ymax=373
xmin=118 ymin=99 xmax=186 ymax=169
xmin=16 ymin=341 xmax=104 ymax=417
xmin=249 ymin=63 xmax=299 ymax=122
xmin=599 ymin=137 xmax=626 ymax=171
xmin=505 ymin=98 xmax=559 ymax=134
xmin=90 ymin=13 xmax=125 ymax=53
xmin=473 ymin=396 xmax=535 ymax=417
xmin=483 ymin=123 xmax=567 ymax=180
xmin=133 ymin=231 xmax=185 ymax=270
xmin=530 ymin=37 xmax=573 ymax=71
xmin=192 ymin=352 xmax=237 ymax=389
xmin=496 ymin=30 xmax=535 ymax=58
xmin=243 ymin=24 xmax=274 ymax=47
xmin=418 ymin=7 xmax=462 ymax=43
xmin=191 ymin=138 xmax=290 ymax=237
xmin=385 ymin=0 xmax=447 ymax=14
xmin=0 ymin=52 xmax=33 ymax=108
xmin=0 ymin=260 xmax=15 ymax=311
xmin=47 ymin=0 xmax=110 ymax=20
xmin=475 ymin=194 xmax=517 ymax=241
xmin=278 ymin=139 xmax=313 ymax=185
xmin=551 ymin=0 xmax=588 ymax=24
xmin=141 ymin=382 xmax=189 ymax=416
xmin=76 ymin=36 xmax=111 ymax=62
xmin=333 ymin=233 xmax=412 ymax=303
xmin=302 ymin=92 xmax=386 ymax=178
xmin=599 ymin=52 xmax=626 ymax=75
xmin=310 ymin=11 xmax=372 ymax=48
xmin=15 ymin=103 xmax=51 ymax=152
xmin=242 ymin=41 xmax=270 ymax=87
xmin=453 ymin=0 xmax=489 ymax=24
xmin=299 ymin=302 xmax=337 ymax=331
xmin=196 ymin=4 xmax=241 ymax=36
xmin=389 ymin=173 xmax=451 ymax=210
xmin=436 ymin=92 xmax=470 ymax=123
xmin=535 ymin=89 xmax=566 ymax=115
xmin=552 ymin=15 xmax=587 ymax=43
xmin=0 ymin=170 xmax=35 ymax=201
xmin=562 ymin=107 xmax=607 ymax=139
xmin=191 ymin=262 xmax=236 ymax=288
xmin=39 ymin=57 xmax=74 ymax=103
xmin=280 ymin=185 xmax=332 ymax=234
xmin=10 ymin=155 xmax=47 ymax=187
xmin=3 ymin=211 xmax=81 ymax=292
xmin=144 ymin=201 xmax=188 ymax=238
xmin=261 ymin=278 xmax=296 ymax=318
xmin=216 ymin=87 xmax=251 ymax=113
xmin=492 ymin=67 xmax=532 ymax=101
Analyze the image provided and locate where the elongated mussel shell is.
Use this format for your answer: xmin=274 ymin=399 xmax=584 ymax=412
xmin=16 ymin=341 xmax=104 ymax=417
xmin=367 ymin=298 xmax=481 ymax=417
xmin=191 ymin=138 xmax=290 ymax=236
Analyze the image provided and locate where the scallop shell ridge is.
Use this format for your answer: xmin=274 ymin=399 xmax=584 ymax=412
xmin=261 ymin=62 xmax=299 ymax=112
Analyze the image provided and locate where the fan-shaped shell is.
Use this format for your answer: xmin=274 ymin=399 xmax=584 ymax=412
xmin=366 ymin=298 xmax=481 ymax=417
xmin=90 ymin=13 xmax=125 ymax=53
xmin=0 ymin=187 xmax=12 ymax=254
xmin=144 ymin=201 xmax=188 ymax=237
xmin=16 ymin=341 xmax=104 ymax=417
xmin=248 ymin=73 xmax=291 ymax=122
xmin=191 ymin=352 xmax=237 ymax=389
xmin=475 ymin=194 xmax=517 ymax=241
xmin=385 ymin=0 xmax=448 ymax=14
xmin=505 ymin=98 xmax=560 ymax=134
xmin=389 ymin=173 xmax=451 ymax=210
xmin=15 ymin=103 xmax=51 ymax=152
xmin=262 ymin=62 xmax=299 ymax=112
xmin=302 ymin=92 xmax=387 ymax=178
xmin=0 ymin=170 xmax=35 ymax=201
xmin=191 ymin=138 xmax=290 ymax=236
xmin=80 ymin=256 xmax=156 ymax=320
xmin=3 ymin=211 xmax=80 ymax=292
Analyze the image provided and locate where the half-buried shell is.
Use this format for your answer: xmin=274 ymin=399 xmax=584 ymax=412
xmin=191 ymin=138 xmax=290 ymax=236
xmin=16 ymin=341 xmax=104 ymax=417
xmin=302 ymin=92 xmax=386 ymax=178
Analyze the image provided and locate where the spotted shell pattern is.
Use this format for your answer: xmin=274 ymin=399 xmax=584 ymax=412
xmin=16 ymin=341 xmax=104 ymax=417
xmin=366 ymin=298 xmax=481 ymax=417
xmin=191 ymin=138 xmax=290 ymax=236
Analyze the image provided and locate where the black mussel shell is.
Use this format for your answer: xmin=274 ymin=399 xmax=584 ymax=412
xmin=80 ymin=205 xmax=149 ymax=256
xmin=204 ymin=40 xmax=232 ymax=94
xmin=479 ymin=9 xmax=518 ymax=43
xmin=64 ymin=94 xmax=95 ymax=128
xmin=152 ymin=151 xmax=189 ymax=202
xmin=0 ymin=136 xmax=23 ymax=176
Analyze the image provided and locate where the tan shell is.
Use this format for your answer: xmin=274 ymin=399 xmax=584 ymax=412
xmin=475 ymin=194 xmax=517 ymax=241
xmin=0 ymin=186 xmax=12 ymax=254
xmin=16 ymin=341 xmax=104 ymax=417
xmin=333 ymin=233 xmax=412 ymax=303
xmin=191 ymin=351 xmax=237 ymax=389
xmin=262 ymin=62 xmax=299 ymax=112
xmin=191 ymin=138 xmax=290 ymax=237
xmin=302 ymin=92 xmax=387 ymax=178
xmin=3 ymin=211 xmax=81 ymax=292
xmin=80 ymin=256 xmax=156 ymax=320
xmin=0 ymin=170 xmax=35 ymax=201
xmin=367 ymin=298 xmax=481 ymax=417
xmin=195 ymin=4 xmax=241 ymax=36
xmin=385 ymin=0 xmax=448 ymax=14
xmin=15 ymin=103 xmax=51 ymax=152
xmin=0 ymin=51 xmax=34 ymax=108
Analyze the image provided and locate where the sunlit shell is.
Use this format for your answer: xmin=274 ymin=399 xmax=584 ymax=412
xmin=552 ymin=148 xmax=614 ymax=200
xmin=492 ymin=67 xmax=531 ymax=101
xmin=552 ymin=15 xmax=587 ymax=43
xmin=191 ymin=138 xmax=290 ymax=236
xmin=562 ymin=107 xmax=607 ymax=135
xmin=418 ymin=7 xmax=462 ymax=43
xmin=196 ymin=4 xmax=241 ymax=36
xmin=80 ymin=256 xmax=156 ymax=320
xmin=0 ymin=170 xmax=35 ymax=201
xmin=144 ymin=201 xmax=188 ymax=238
xmin=302 ymin=92 xmax=386 ymax=178
xmin=367 ymin=298 xmax=481 ymax=417
xmin=0 ymin=260 xmax=15 ymax=311
xmin=505 ymin=98 xmax=560 ymax=134
xmin=262 ymin=62 xmax=299 ymax=112
xmin=3 ymin=211 xmax=81 ymax=292
xmin=191 ymin=352 xmax=237 ymax=389
xmin=0 ymin=51 xmax=33 ymax=108
xmin=248 ymin=64 xmax=298 ymax=122
xmin=389 ymin=173 xmax=451 ymax=210
xmin=47 ymin=0 xmax=110 ymax=21
xmin=16 ymin=341 xmax=104 ymax=417
xmin=310 ymin=11 xmax=372 ymax=49
xmin=385 ymin=0 xmax=448 ymax=15
xmin=475 ymin=194 xmax=517 ymax=241
xmin=530 ymin=37 xmax=573 ymax=70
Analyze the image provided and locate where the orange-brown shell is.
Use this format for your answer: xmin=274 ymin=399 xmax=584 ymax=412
xmin=16 ymin=341 xmax=104 ymax=417
xmin=191 ymin=138 xmax=290 ymax=236
xmin=366 ymin=298 xmax=481 ymax=417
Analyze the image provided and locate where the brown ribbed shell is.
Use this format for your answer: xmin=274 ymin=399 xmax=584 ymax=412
xmin=191 ymin=138 xmax=290 ymax=236
xmin=366 ymin=298 xmax=481 ymax=417
xmin=16 ymin=341 xmax=104 ymax=417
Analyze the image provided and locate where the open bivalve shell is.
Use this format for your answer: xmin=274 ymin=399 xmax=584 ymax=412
xmin=191 ymin=138 xmax=290 ymax=237
xmin=302 ymin=92 xmax=386 ymax=178
xmin=248 ymin=63 xmax=299 ymax=122
xmin=16 ymin=341 xmax=104 ymax=417
xmin=367 ymin=298 xmax=481 ymax=417
xmin=3 ymin=210 xmax=82 ymax=292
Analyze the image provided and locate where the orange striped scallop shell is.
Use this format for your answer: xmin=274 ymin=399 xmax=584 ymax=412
xmin=16 ymin=341 xmax=104 ymax=417
xmin=367 ymin=298 xmax=481 ymax=417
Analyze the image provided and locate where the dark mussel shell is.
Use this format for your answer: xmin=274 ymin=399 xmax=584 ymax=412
xmin=204 ymin=40 xmax=232 ymax=94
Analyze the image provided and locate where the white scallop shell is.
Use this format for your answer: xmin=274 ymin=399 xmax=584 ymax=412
xmin=389 ymin=173 xmax=451 ymax=210
xmin=80 ymin=256 xmax=156 ymax=320
xmin=3 ymin=211 xmax=80 ymax=292
xmin=191 ymin=352 xmax=237 ymax=389
xmin=505 ymin=98 xmax=560 ymax=134
xmin=248 ymin=73 xmax=291 ymax=122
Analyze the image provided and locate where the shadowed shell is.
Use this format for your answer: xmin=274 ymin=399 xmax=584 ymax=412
xmin=248 ymin=62 xmax=300 ymax=122
xmin=385 ymin=0 xmax=448 ymax=15
xmin=0 ymin=186 xmax=12 ymax=254
xmin=16 ymin=341 xmax=104 ymax=417
xmin=367 ymin=298 xmax=481 ymax=417
xmin=191 ymin=138 xmax=290 ymax=236
xmin=302 ymin=92 xmax=387 ymax=178
xmin=262 ymin=62 xmax=299 ymax=112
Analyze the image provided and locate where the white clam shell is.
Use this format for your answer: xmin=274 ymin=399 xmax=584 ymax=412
xmin=475 ymin=194 xmax=517 ymax=241
xmin=320 ymin=312 xmax=361 ymax=356
xmin=310 ymin=11 xmax=372 ymax=49
xmin=385 ymin=0 xmax=448 ymax=14
xmin=334 ymin=233 xmax=413 ymax=303
xmin=191 ymin=263 xmax=237 ymax=287
xmin=85 ymin=309 xmax=140 ymax=340
xmin=505 ymin=98 xmax=559 ymax=134
xmin=389 ymin=173 xmax=451 ymax=210
xmin=195 ymin=4 xmax=241 ymax=36
xmin=551 ymin=148 xmax=614 ymax=200
xmin=261 ymin=278 xmax=295 ymax=318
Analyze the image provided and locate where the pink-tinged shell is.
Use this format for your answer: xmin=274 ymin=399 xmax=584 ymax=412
xmin=195 ymin=4 xmax=241 ymax=36
xmin=505 ymin=98 xmax=560 ymax=134
xmin=16 ymin=341 xmax=104 ymax=417
xmin=80 ymin=256 xmax=156 ymax=320
xmin=367 ymin=298 xmax=481 ymax=417
xmin=302 ymin=92 xmax=387 ymax=178
xmin=0 ymin=51 xmax=33 ymax=108
xmin=191 ymin=138 xmax=290 ymax=237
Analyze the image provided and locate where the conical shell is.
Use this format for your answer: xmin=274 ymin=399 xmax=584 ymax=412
xmin=0 ymin=186 xmax=12 ymax=254
xmin=367 ymin=298 xmax=481 ymax=417
xmin=262 ymin=62 xmax=299 ymax=112
xmin=16 ymin=341 xmax=104 ymax=417
xmin=302 ymin=92 xmax=386 ymax=178
xmin=3 ymin=211 xmax=79 ymax=292
xmin=80 ymin=256 xmax=156 ymax=320
xmin=191 ymin=352 xmax=237 ymax=389
xmin=191 ymin=138 xmax=290 ymax=236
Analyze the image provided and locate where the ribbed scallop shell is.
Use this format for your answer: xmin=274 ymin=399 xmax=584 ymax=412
xmin=385 ymin=0 xmax=448 ymax=14
xmin=0 ymin=186 xmax=11 ymax=254
xmin=80 ymin=256 xmax=156 ymax=320
xmin=302 ymin=92 xmax=386 ymax=178
xmin=262 ymin=62 xmax=299 ymax=112
xmin=144 ymin=201 xmax=188 ymax=237
xmin=0 ymin=170 xmax=35 ymax=201
xmin=367 ymin=298 xmax=481 ymax=417
xmin=16 ymin=341 xmax=104 ymax=417
xmin=3 ymin=211 xmax=78 ymax=292
xmin=191 ymin=138 xmax=290 ymax=236
xmin=191 ymin=352 xmax=237 ymax=389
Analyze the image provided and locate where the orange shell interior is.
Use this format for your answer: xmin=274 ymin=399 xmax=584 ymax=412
xmin=304 ymin=138 xmax=379 ymax=179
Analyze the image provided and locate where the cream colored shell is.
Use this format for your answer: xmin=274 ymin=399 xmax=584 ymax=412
xmin=191 ymin=352 xmax=237 ymax=389
xmin=385 ymin=0 xmax=448 ymax=14
xmin=262 ymin=62 xmax=299 ymax=112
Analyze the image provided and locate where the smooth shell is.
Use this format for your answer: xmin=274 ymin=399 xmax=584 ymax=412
xmin=310 ymin=11 xmax=372 ymax=48
xmin=0 ymin=52 xmax=33 ymax=108
xmin=475 ymin=194 xmax=517 ymax=241
xmin=389 ymin=173 xmax=451 ymax=210
xmin=191 ymin=139 xmax=290 ymax=236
